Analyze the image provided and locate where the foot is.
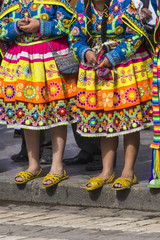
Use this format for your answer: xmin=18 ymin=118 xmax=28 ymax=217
xmin=84 ymin=172 xmax=115 ymax=191
xmin=113 ymin=175 xmax=134 ymax=189
xmin=15 ymin=167 xmax=41 ymax=183
xmin=42 ymin=169 xmax=69 ymax=188
xmin=86 ymin=171 xmax=113 ymax=188
xmin=113 ymin=168 xmax=134 ymax=189
xmin=148 ymin=179 xmax=160 ymax=188
xmin=42 ymin=169 xmax=64 ymax=186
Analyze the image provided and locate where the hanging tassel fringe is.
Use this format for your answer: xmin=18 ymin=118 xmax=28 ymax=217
xmin=149 ymin=149 xmax=160 ymax=181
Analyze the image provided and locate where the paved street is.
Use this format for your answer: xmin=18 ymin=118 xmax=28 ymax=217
xmin=0 ymin=203 xmax=160 ymax=240
xmin=0 ymin=125 xmax=160 ymax=239
xmin=1 ymin=125 xmax=160 ymax=212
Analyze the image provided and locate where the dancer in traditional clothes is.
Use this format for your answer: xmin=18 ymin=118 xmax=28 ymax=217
xmin=0 ymin=0 xmax=77 ymax=188
xmin=69 ymin=0 xmax=153 ymax=190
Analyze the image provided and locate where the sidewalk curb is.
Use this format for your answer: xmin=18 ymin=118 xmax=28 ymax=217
xmin=1 ymin=177 xmax=160 ymax=212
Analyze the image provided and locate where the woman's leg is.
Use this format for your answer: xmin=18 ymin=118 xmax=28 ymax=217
xmin=43 ymin=125 xmax=67 ymax=185
xmin=86 ymin=136 xmax=118 ymax=187
xmin=99 ymin=136 xmax=118 ymax=179
xmin=114 ymin=131 xmax=140 ymax=188
xmin=15 ymin=129 xmax=40 ymax=182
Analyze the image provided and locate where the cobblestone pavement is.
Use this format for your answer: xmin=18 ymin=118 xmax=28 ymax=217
xmin=0 ymin=202 xmax=160 ymax=240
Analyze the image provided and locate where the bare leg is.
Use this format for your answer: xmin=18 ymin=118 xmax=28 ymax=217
xmin=86 ymin=136 xmax=118 ymax=187
xmin=114 ymin=131 xmax=140 ymax=188
xmin=15 ymin=129 xmax=40 ymax=182
xmin=43 ymin=125 xmax=67 ymax=185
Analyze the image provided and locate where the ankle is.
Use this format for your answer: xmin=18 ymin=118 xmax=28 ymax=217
xmin=98 ymin=170 xmax=114 ymax=181
xmin=27 ymin=166 xmax=41 ymax=174
xmin=121 ymin=169 xmax=134 ymax=179
xmin=49 ymin=167 xmax=63 ymax=175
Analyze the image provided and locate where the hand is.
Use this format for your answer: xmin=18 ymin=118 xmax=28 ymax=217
xmin=20 ymin=18 xmax=39 ymax=33
xmin=95 ymin=57 xmax=111 ymax=70
xmin=85 ymin=50 xmax=97 ymax=66
xmin=17 ymin=18 xmax=29 ymax=31
xmin=140 ymin=8 xmax=152 ymax=23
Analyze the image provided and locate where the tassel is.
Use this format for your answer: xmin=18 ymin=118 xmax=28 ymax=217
xmin=150 ymin=149 xmax=160 ymax=181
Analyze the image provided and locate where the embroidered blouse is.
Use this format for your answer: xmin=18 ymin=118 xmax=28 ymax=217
xmin=0 ymin=0 xmax=73 ymax=43
xmin=69 ymin=0 xmax=151 ymax=67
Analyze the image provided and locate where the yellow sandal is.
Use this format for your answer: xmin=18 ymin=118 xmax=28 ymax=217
xmin=42 ymin=169 xmax=69 ymax=189
xmin=14 ymin=168 xmax=43 ymax=184
xmin=112 ymin=174 xmax=138 ymax=191
xmin=81 ymin=172 xmax=115 ymax=191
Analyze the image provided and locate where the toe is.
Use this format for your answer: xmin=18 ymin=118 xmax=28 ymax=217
xmin=43 ymin=179 xmax=53 ymax=185
xmin=15 ymin=176 xmax=23 ymax=182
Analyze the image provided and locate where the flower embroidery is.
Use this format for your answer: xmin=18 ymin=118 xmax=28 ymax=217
xmin=126 ymin=27 xmax=134 ymax=34
xmin=135 ymin=14 xmax=140 ymax=21
xmin=111 ymin=3 xmax=121 ymax=14
xmin=134 ymin=39 xmax=142 ymax=49
xmin=24 ymin=85 xmax=36 ymax=99
xmin=16 ymin=109 xmax=25 ymax=118
xmin=77 ymin=91 xmax=86 ymax=106
xmin=44 ymin=4 xmax=51 ymax=10
xmin=71 ymin=104 xmax=77 ymax=113
xmin=22 ymin=9 xmax=31 ymax=18
xmin=0 ymin=107 xmax=4 ymax=115
xmin=7 ymin=109 xmax=13 ymax=118
xmin=146 ymin=107 xmax=152 ymax=116
xmin=9 ymin=17 xmax=14 ymax=23
xmin=31 ymin=3 xmax=39 ymax=11
xmin=4 ymin=85 xmax=15 ymax=99
xmin=71 ymin=27 xmax=80 ymax=36
xmin=48 ymin=82 xmax=60 ymax=97
xmin=92 ymin=14 xmax=96 ymax=24
xmin=62 ymin=19 xmax=70 ymax=28
xmin=86 ymin=93 xmax=97 ymax=108
xmin=107 ymin=14 xmax=113 ymax=24
xmin=89 ymin=118 xmax=97 ymax=127
xmin=115 ymin=26 xmax=123 ymax=35
xmin=77 ymin=13 xmax=84 ymax=24
xmin=58 ymin=106 xmax=66 ymax=116
xmin=114 ymin=117 xmax=120 ymax=126
xmin=2 ymin=18 xmax=9 ymax=25
xmin=57 ymin=11 xmax=63 ymax=20
xmin=137 ymin=111 xmax=142 ymax=121
xmin=40 ymin=13 xmax=49 ymax=21
xmin=33 ymin=111 xmax=38 ymax=120
xmin=113 ymin=92 xmax=121 ymax=106
xmin=95 ymin=21 xmax=101 ymax=32
xmin=125 ymin=88 xmax=138 ymax=103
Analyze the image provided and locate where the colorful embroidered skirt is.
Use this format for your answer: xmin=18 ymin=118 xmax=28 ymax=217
xmin=77 ymin=45 xmax=153 ymax=137
xmin=0 ymin=37 xmax=77 ymax=130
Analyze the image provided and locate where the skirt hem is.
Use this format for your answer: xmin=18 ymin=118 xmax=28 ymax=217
xmin=0 ymin=120 xmax=77 ymax=130
xmin=76 ymin=122 xmax=153 ymax=138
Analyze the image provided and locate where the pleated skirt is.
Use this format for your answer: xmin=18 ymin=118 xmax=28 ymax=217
xmin=76 ymin=45 xmax=153 ymax=137
xmin=0 ymin=37 xmax=77 ymax=129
